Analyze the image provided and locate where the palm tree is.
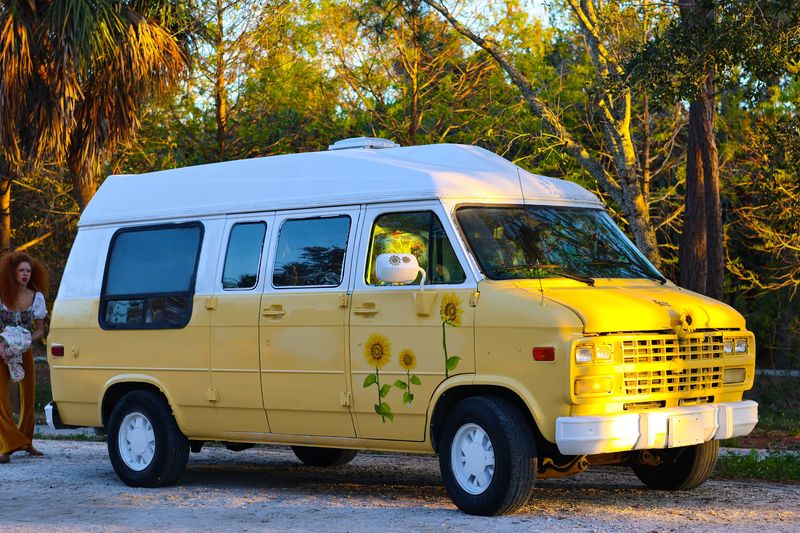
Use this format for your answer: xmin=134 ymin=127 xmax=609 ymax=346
xmin=0 ymin=0 xmax=194 ymax=248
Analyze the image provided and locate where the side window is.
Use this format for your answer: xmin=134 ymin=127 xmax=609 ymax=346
xmin=272 ymin=216 xmax=351 ymax=287
xmin=222 ymin=222 xmax=267 ymax=289
xmin=367 ymin=211 xmax=466 ymax=285
xmin=101 ymin=222 xmax=203 ymax=329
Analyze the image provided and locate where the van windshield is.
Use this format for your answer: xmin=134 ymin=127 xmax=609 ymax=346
xmin=456 ymin=206 xmax=665 ymax=282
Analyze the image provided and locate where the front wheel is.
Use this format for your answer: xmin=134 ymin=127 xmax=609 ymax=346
xmin=632 ymin=440 xmax=719 ymax=490
xmin=108 ymin=390 xmax=189 ymax=487
xmin=439 ymin=396 xmax=536 ymax=516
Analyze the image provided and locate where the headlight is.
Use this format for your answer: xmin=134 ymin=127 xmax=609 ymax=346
xmin=723 ymin=339 xmax=733 ymax=354
xmin=595 ymin=344 xmax=613 ymax=362
xmin=734 ymin=338 xmax=748 ymax=354
xmin=575 ymin=345 xmax=593 ymax=364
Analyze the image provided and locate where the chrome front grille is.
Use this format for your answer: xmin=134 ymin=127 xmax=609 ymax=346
xmin=621 ymin=333 xmax=723 ymax=396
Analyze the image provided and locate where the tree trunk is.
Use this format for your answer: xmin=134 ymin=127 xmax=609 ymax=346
xmin=703 ymin=74 xmax=724 ymax=300
xmin=68 ymin=159 xmax=98 ymax=212
xmin=0 ymin=172 xmax=10 ymax=251
xmin=679 ymin=94 xmax=709 ymax=294
xmin=679 ymin=1 xmax=723 ymax=299
xmin=214 ymin=0 xmax=228 ymax=161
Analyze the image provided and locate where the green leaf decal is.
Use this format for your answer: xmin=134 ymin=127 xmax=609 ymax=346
xmin=410 ymin=375 xmax=422 ymax=386
xmin=379 ymin=384 xmax=392 ymax=398
xmin=363 ymin=374 xmax=377 ymax=388
xmin=394 ymin=379 xmax=407 ymax=390
xmin=446 ymin=356 xmax=461 ymax=372
xmin=375 ymin=402 xmax=394 ymax=421
xmin=403 ymin=391 xmax=414 ymax=405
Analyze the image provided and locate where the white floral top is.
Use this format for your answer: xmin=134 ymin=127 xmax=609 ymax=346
xmin=0 ymin=291 xmax=47 ymax=331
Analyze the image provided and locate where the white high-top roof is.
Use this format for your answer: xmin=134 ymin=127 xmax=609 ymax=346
xmin=79 ymin=143 xmax=602 ymax=227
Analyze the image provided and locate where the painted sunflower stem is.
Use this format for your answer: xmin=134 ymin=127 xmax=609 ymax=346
xmin=442 ymin=321 xmax=449 ymax=378
xmin=375 ymin=368 xmax=385 ymax=423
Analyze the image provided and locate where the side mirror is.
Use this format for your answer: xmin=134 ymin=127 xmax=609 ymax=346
xmin=376 ymin=253 xmax=426 ymax=287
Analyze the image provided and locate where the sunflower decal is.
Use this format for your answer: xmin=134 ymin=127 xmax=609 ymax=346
xmin=440 ymin=293 xmax=463 ymax=327
xmin=394 ymin=349 xmax=422 ymax=406
xmin=362 ymin=333 xmax=393 ymax=422
xmin=364 ymin=333 xmax=391 ymax=369
xmin=399 ymin=349 xmax=417 ymax=371
xmin=440 ymin=292 xmax=462 ymax=377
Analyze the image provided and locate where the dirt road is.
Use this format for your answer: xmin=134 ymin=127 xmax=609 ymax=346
xmin=1 ymin=439 xmax=798 ymax=532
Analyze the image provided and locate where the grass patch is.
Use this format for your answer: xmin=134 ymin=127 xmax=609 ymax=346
xmin=716 ymin=451 xmax=800 ymax=483
xmin=34 ymin=431 xmax=106 ymax=442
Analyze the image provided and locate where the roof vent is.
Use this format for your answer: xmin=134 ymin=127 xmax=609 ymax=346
xmin=328 ymin=137 xmax=400 ymax=151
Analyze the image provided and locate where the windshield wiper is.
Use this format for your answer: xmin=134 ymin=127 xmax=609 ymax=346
xmin=587 ymin=260 xmax=667 ymax=284
xmin=493 ymin=263 xmax=594 ymax=286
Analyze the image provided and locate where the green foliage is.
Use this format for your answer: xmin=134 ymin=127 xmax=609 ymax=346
xmin=716 ymin=451 xmax=800 ymax=482
xmin=630 ymin=1 xmax=800 ymax=101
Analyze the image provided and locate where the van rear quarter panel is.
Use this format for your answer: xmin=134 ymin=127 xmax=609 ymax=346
xmin=50 ymin=221 xmax=224 ymax=436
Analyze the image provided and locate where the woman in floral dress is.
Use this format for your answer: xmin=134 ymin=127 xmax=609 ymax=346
xmin=0 ymin=252 xmax=48 ymax=464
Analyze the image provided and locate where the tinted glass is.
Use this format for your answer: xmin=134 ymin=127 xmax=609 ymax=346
xmin=273 ymin=216 xmax=351 ymax=287
xmin=367 ymin=211 xmax=466 ymax=285
xmin=105 ymin=225 xmax=202 ymax=295
xmin=222 ymin=222 xmax=267 ymax=289
xmin=101 ymin=223 xmax=202 ymax=329
xmin=456 ymin=206 xmax=663 ymax=281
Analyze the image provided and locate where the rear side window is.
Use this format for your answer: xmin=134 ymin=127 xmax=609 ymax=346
xmin=222 ymin=222 xmax=267 ymax=289
xmin=101 ymin=222 xmax=203 ymax=329
xmin=272 ymin=216 xmax=351 ymax=287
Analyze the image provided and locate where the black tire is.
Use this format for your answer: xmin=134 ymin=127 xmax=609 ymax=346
xmin=107 ymin=390 xmax=189 ymax=487
xmin=632 ymin=440 xmax=719 ymax=490
xmin=291 ymin=446 xmax=358 ymax=467
xmin=438 ymin=396 xmax=536 ymax=516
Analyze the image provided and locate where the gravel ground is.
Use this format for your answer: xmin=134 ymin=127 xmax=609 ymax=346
xmin=1 ymin=439 xmax=798 ymax=532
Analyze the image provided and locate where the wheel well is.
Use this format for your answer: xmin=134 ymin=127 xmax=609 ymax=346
xmin=101 ymin=382 xmax=165 ymax=427
xmin=429 ymin=385 xmax=539 ymax=452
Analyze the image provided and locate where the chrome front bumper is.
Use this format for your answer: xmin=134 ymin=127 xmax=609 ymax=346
xmin=555 ymin=400 xmax=758 ymax=455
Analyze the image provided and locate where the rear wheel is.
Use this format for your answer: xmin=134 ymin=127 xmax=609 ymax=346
xmin=438 ymin=396 xmax=536 ymax=516
xmin=108 ymin=390 xmax=189 ymax=487
xmin=291 ymin=446 xmax=358 ymax=467
xmin=632 ymin=440 xmax=719 ymax=490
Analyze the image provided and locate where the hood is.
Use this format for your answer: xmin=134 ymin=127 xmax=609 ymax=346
xmin=514 ymin=282 xmax=746 ymax=334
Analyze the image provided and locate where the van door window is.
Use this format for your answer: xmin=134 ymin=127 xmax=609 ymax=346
xmin=222 ymin=222 xmax=267 ymax=289
xmin=366 ymin=211 xmax=466 ymax=285
xmin=272 ymin=216 xmax=351 ymax=287
xmin=100 ymin=222 xmax=203 ymax=329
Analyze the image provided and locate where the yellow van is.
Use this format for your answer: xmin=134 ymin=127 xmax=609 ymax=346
xmin=47 ymin=138 xmax=758 ymax=515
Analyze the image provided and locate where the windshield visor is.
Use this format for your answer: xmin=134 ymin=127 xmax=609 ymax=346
xmin=456 ymin=206 xmax=663 ymax=281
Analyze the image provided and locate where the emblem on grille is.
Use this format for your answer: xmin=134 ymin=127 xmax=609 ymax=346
xmin=672 ymin=310 xmax=696 ymax=340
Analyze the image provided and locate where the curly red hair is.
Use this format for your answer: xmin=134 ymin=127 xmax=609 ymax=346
xmin=0 ymin=251 xmax=49 ymax=308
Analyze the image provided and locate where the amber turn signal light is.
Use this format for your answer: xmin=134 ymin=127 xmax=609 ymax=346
xmin=532 ymin=347 xmax=555 ymax=361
